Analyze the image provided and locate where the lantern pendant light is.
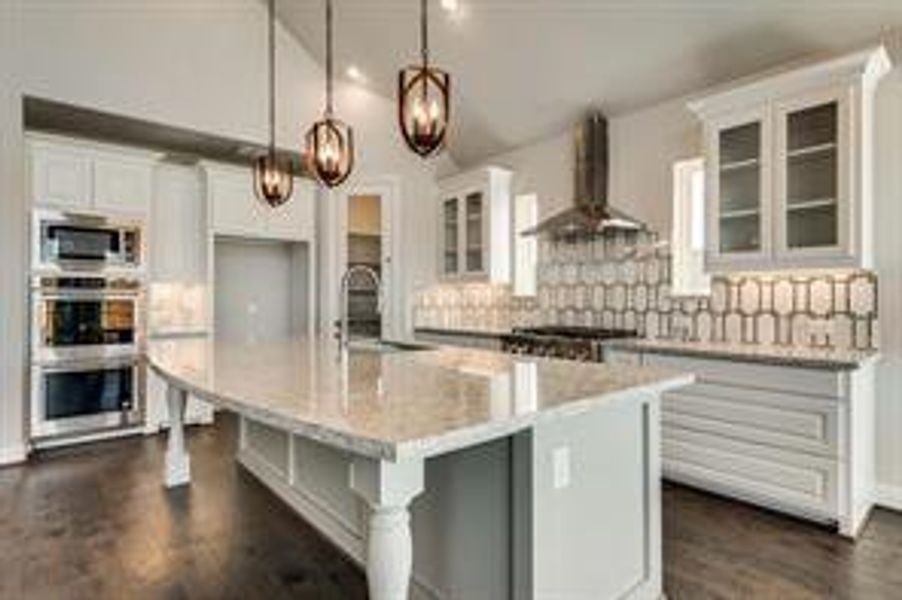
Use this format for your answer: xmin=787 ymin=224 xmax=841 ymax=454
xmin=254 ymin=0 xmax=294 ymax=206
xmin=398 ymin=0 xmax=451 ymax=158
xmin=305 ymin=0 xmax=354 ymax=188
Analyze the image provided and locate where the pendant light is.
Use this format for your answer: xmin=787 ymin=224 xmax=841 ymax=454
xmin=398 ymin=0 xmax=451 ymax=158
xmin=305 ymin=0 xmax=354 ymax=188
xmin=254 ymin=0 xmax=294 ymax=206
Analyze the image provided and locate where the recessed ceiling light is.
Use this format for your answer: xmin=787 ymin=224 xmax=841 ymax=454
xmin=441 ymin=0 xmax=459 ymax=13
xmin=346 ymin=65 xmax=366 ymax=83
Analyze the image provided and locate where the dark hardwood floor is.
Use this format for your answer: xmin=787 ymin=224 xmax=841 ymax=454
xmin=1 ymin=414 xmax=901 ymax=599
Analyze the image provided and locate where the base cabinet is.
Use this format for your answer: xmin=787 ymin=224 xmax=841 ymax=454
xmin=609 ymin=348 xmax=875 ymax=537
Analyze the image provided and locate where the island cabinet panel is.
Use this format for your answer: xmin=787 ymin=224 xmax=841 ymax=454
xmin=515 ymin=395 xmax=662 ymax=600
xmin=237 ymin=416 xmax=513 ymax=600
xmin=635 ymin=350 xmax=875 ymax=537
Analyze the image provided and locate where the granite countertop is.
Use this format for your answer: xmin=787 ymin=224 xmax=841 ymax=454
xmin=147 ymin=337 xmax=691 ymax=462
xmin=413 ymin=326 xmax=511 ymax=339
xmin=603 ymin=338 xmax=879 ymax=371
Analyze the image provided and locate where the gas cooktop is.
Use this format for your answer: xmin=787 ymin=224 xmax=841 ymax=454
xmin=500 ymin=326 xmax=638 ymax=361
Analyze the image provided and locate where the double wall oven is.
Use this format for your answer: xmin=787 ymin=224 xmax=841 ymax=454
xmin=30 ymin=211 xmax=146 ymax=444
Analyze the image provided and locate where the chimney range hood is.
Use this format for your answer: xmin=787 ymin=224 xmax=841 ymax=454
xmin=522 ymin=112 xmax=646 ymax=239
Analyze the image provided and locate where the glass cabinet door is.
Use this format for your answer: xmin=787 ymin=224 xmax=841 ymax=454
xmin=781 ymin=100 xmax=841 ymax=251
xmin=717 ymin=120 xmax=764 ymax=254
xmin=464 ymin=192 xmax=484 ymax=273
xmin=442 ymin=197 xmax=459 ymax=275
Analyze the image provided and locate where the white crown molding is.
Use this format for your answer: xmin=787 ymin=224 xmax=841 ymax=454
xmin=688 ymin=45 xmax=892 ymax=119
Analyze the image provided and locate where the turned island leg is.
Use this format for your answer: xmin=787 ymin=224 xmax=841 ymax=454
xmin=164 ymin=385 xmax=191 ymax=488
xmin=350 ymin=457 xmax=424 ymax=600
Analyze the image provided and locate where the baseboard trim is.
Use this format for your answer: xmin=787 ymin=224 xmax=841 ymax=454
xmin=876 ymin=484 xmax=902 ymax=512
xmin=0 ymin=443 xmax=28 ymax=466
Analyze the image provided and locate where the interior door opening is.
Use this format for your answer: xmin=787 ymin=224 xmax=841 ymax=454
xmin=346 ymin=194 xmax=383 ymax=340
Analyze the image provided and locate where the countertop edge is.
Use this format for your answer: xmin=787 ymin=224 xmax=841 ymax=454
xmin=603 ymin=339 xmax=880 ymax=371
xmin=413 ymin=327 xmax=510 ymax=339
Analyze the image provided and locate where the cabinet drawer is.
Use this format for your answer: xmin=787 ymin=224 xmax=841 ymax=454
xmin=644 ymin=353 xmax=844 ymax=398
xmin=663 ymin=383 xmax=840 ymax=457
xmin=662 ymin=426 xmax=838 ymax=518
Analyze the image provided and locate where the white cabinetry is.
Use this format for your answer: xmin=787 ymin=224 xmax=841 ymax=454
xmin=206 ymin=163 xmax=315 ymax=242
xmin=607 ymin=347 xmax=875 ymax=537
xmin=689 ymin=46 xmax=891 ymax=272
xmin=150 ymin=163 xmax=207 ymax=283
xmin=28 ymin=135 xmax=156 ymax=215
xmin=438 ymin=166 xmax=512 ymax=282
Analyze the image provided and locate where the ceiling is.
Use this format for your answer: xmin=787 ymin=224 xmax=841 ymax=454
xmin=277 ymin=0 xmax=902 ymax=168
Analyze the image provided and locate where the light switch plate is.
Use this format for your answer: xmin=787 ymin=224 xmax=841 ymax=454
xmin=553 ymin=446 xmax=570 ymax=490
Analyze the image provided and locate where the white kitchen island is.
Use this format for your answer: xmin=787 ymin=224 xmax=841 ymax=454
xmin=147 ymin=338 xmax=691 ymax=600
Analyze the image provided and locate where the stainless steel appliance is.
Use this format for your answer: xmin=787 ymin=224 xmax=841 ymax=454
xmin=30 ymin=356 xmax=143 ymax=440
xmin=500 ymin=326 xmax=637 ymax=361
xmin=29 ymin=272 xmax=146 ymax=444
xmin=31 ymin=275 xmax=143 ymax=363
xmin=33 ymin=209 xmax=143 ymax=273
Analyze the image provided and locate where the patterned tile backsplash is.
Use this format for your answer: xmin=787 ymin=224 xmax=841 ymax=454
xmin=414 ymin=232 xmax=879 ymax=351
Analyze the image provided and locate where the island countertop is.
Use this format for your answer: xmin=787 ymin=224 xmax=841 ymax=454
xmin=147 ymin=337 xmax=692 ymax=462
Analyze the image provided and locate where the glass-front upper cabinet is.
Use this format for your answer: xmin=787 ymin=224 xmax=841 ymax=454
xmin=442 ymin=197 xmax=459 ymax=276
xmin=437 ymin=167 xmax=512 ymax=283
xmin=689 ymin=45 xmax=890 ymax=272
xmin=705 ymin=107 xmax=772 ymax=268
xmin=465 ymin=192 xmax=484 ymax=273
xmin=775 ymin=89 xmax=849 ymax=261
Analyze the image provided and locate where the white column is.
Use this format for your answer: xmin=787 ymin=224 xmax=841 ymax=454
xmin=164 ymin=384 xmax=191 ymax=488
xmin=350 ymin=457 xmax=425 ymax=600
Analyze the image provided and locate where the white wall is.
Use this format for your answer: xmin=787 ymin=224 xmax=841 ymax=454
xmin=464 ymin=97 xmax=702 ymax=236
xmin=0 ymin=0 xmax=28 ymax=463
xmin=0 ymin=0 xmax=449 ymax=458
xmin=874 ymin=72 xmax=902 ymax=500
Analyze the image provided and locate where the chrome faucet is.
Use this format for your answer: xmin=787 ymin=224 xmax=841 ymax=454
xmin=337 ymin=264 xmax=383 ymax=349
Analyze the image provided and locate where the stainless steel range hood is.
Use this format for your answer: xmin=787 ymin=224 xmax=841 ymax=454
xmin=523 ymin=112 xmax=646 ymax=239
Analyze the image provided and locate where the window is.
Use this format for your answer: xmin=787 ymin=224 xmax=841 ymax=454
xmin=513 ymin=193 xmax=538 ymax=297
xmin=672 ymin=158 xmax=710 ymax=296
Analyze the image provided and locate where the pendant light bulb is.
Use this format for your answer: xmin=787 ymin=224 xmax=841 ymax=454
xmin=398 ymin=0 xmax=451 ymax=158
xmin=305 ymin=0 xmax=354 ymax=188
xmin=254 ymin=0 xmax=294 ymax=207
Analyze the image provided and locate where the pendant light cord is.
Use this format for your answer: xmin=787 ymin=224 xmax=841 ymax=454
xmin=268 ymin=0 xmax=276 ymax=151
xmin=420 ymin=0 xmax=429 ymax=67
xmin=326 ymin=0 xmax=334 ymax=116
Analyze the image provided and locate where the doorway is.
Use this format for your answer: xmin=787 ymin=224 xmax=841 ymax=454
xmin=345 ymin=194 xmax=383 ymax=340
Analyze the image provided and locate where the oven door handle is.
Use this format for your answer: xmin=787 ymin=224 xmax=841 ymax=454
xmin=38 ymin=357 xmax=141 ymax=374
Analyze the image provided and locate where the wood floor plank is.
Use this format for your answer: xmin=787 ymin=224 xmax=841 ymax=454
xmin=1 ymin=414 xmax=900 ymax=599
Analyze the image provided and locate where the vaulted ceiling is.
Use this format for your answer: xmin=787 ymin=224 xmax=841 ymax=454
xmin=277 ymin=0 xmax=902 ymax=168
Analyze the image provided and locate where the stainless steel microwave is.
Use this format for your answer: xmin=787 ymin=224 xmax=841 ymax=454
xmin=32 ymin=209 xmax=144 ymax=273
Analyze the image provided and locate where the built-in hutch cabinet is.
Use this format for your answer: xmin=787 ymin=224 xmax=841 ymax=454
xmin=28 ymin=135 xmax=158 ymax=215
xmin=689 ymin=46 xmax=891 ymax=272
xmin=438 ymin=166 xmax=512 ymax=282
xmin=205 ymin=162 xmax=316 ymax=242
